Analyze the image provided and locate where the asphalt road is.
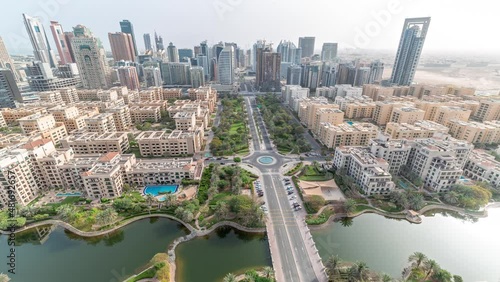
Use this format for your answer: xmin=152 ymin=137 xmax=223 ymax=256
xmin=241 ymin=95 xmax=322 ymax=282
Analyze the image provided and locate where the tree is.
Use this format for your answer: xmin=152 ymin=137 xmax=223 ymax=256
xmin=113 ymin=198 xmax=134 ymax=212
xmin=453 ymin=275 xmax=464 ymax=282
xmin=408 ymin=252 xmax=428 ymax=269
xmin=95 ymin=208 xmax=118 ymax=226
xmin=223 ymin=273 xmax=236 ymax=282
xmin=214 ymin=201 xmax=229 ymax=220
xmin=382 ymin=274 xmax=392 ymax=282
xmin=432 ymin=269 xmax=452 ymax=282
xmin=353 ymin=261 xmax=368 ymax=281
xmin=344 ymin=199 xmax=357 ymax=214
xmin=234 ymin=157 xmax=241 ymax=163
xmin=145 ymin=195 xmax=157 ymax=214
xmin=0 ymin=273 xmax=10 ymax=282
xmin=326 ymin=255 xmax=341 ymax=278
xmin=263 ymin=266 xmax=274 ymax=279
xmin=424 ymin=259 xmax=440 ymax=280
xmin=56 ymin=204 xmax=78 ymax=222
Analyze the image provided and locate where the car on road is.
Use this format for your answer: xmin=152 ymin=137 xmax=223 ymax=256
xmin=289 ymin=195 xmax=296 ymax=200
xmin=287 ymin=190 xmax=294 ymax=195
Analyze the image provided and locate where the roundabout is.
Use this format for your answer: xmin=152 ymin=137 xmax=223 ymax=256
xmin=257 ymin=156 xmax=277 ymax=165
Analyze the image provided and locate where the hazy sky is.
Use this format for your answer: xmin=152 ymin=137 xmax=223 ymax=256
xmin=2 ymin=0 xmax=499 ymax=55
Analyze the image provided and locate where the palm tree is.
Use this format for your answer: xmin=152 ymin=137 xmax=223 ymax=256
xmin=354 ymin=261 xmax=368 ymax=281
xmin=408 ymin=252 xmax=428 ymax=269
xmin=244 ymin=269 xmax=258 ymax=282
xmin=344 ymin=199 xmax=357 ymax=214
xmin=223 ymin=273 xmax=236 ymax=282
xmin=263 ymin=266 xmax=274 ymax=279
xmin=145 ymin=194 xmax=156 ymax=214
xmin=382 ymin=274 xmax=392 ymax=282
xmin=326 ymin=255 xmax=341 ymax=277
xmin=423 ymin=259 xmax=440 ymax=280
xmin=0 ymin=273 xmax=10 ymax=282
xmin=443 ymin=192 xmax=459 ymax=205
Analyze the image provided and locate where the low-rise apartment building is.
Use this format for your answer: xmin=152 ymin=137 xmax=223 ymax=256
xmin=317 ymin=122 xmax=378 ymax=148
xmin=136 ymin=129 xmax=202 ymax=157
xmin=385 ymin=121 xmax=449 ymax=139
xmin=332 ymin=146 xmax=395 ymax=196
xmin=463 ymin=150 xmax=500 ymax=189
xmin=85 ymin=113 xmax=117 ymax=134
xmin=61 ymin=132 xmax=130 ymax=154
xmin=130 ymin=106 xmax=161 ymax=123
xmin=447 ymin=120 xmax=500 ymax=144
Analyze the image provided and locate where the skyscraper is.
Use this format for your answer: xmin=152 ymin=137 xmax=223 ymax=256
xmin=321 ymin=43 xmax=338 ymax=62
xmin=287 ymin=65 xmax=302 ymax=86
xmin=256 ymin=47 xmax=281 ymax=92
xmin=119 ymin=20 xmax=138 ymax=56
xmin=298 ymin=36 xmax=315 ymax=58
xmin=178 ymin=49 xmax=194 ymax=63
xmin=190 ymin=66 xmax=205 ymax=88
xmin=0 ymin=37 xmax=19 ymax=81
xmin=167 ymin=42 xmax=179 ymax=63
xmin=144 ymin=33 xmax=152 ymax=52
xmin=0 ymin=69 xmax=22 ymax=108
xmin=302 ymin=62 xmax=322 ymax=91
xmin=277 ymin=40 xmax=301 ymax=64
xmin=218 ymin=46 xmax=235 ymax=85
xmin=49 ymin=21 xmax=74 ymax=65
xmin=354 ymin=67 xmax=370 ymax=87
xmin=23 ymin=13 xmax=56 ymax=67
xmin=117 ymin=66 xmax=140 ymax=90
xmin=197 ymin=55 xmax=210 ymax=80
xmin=391 ymin=17 xmax=431 ymax=86
xmin=64 ymin=32 xmax=76 ymax=62
xmin=368 ymin=60 xmax=384 ymax=84
xmin=160 ymin=62 xmax=191 ymax=86
xmin=200 ymin=41 xmax=209 ymax=57
xmin=155 ymin=32 xmax=164 ymax=51
xmin=108 ymin=32 xmax=136 ymax=62
xmin=144 ymin=66 xmax=162 ymax=87
xmin=321 ymin=62 xmax=337 ymax=87
xmin=71 ymin=25 xmax=110 ymax=89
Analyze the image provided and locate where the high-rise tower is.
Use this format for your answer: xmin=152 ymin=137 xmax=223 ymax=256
xmin=390 ymin=17 xmax=431 ymax=86
xmin=49 ymin=21 xmax=74 ymax=64
xmin=119 ymin=20 xmax=138 ymax=56
xmin=23 ymin=13 xmax=56 ymax=67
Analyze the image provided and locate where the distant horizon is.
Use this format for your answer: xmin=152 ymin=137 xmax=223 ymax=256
xmin=1 ymin=0 xmax=499 ymax=57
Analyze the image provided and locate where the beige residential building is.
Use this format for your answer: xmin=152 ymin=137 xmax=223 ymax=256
xmin=130 ymin=106 xmax=161 ymax=123
xmin=0 ymin=107 xmax=48 ymax=125
xmin=474 ymin=99 xmax=500 ymax=122
xmin=139 ymin=89 xmax=163 ymax=101
xmin=447 ymin=120 xmax=500 ymax=144
xmin=61 ymin=132 xmax=130 ymax=154
xmin=432 ymin=106 xmax=471 ymax=127
xmin=18 ymin=113 xmax=57 ymax=134
xmin=85 ymin=113 xmax=116 ymax=133
xmin=188 ymin=86 xmax=218 ymax=113
xmin=0 ymin=134 xmax=38 ymax=148
xmin=173 ymin=112 xmax=196 ymax=131
xmin=81 ymin=152 xmax=130 ymax=199
xmin=0 ymin=148 xmax=40 ymax=207
xmin=464 ymin=150 xmax=500 ymax=189
xmin=39 ymin=91 xmax=63 ymax=104
xmin=0 ymin=114 xmax=6 ymax=128
xmin=407 ymin=137 xmax=473 ymax=192
xmin=345 ymin=102 xmax=376 ymax=119
xmin=385 ymin=121 xmax=449 ymax=139
xmin=370 ymin=137 xmax=411 ymax=174
xmin=39 ymin=123 xmax=68 ymax=145
xmin=58 ymin=88 xmax=79 ymax=104
xmin=105 ymin=106 xmax=132 ymax=131
xmin=371 ymin=101 xmax=415 ymax=126
xmin=136 ymin=129 xmax=203 ymax=157
xmin=332 ymin=146 xmax=395 ymax=196
xmin=126 ymin=158 xmax=201 ymax=186
xmin=47 ymin=105 xmax=89 ymax=133
xmin=298 ymin=98 xmax=338 ymax=129
xmin=334 ymin=96 xmax=373 ymax=111
xmin=163 ymin=88 xmax=182 ymax=100
xmin=318 ymin=122 xmax=378 ymax=148
xmin=313 ymin=108 xmax=344 ymax=135
xmin=390 ymin=107 xmax=425 ymax=125
xmin=414 ymin=101 xmax=446 ymax=121
xmin=135 ymin=100 xmax=169 ymax=112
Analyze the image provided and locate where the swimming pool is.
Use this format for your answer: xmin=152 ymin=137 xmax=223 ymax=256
xmin=346 ymin=121 xmax=354 ymax=125
xmin=56 ymin=192 xmax=82 ymax=197
xmin=144 ymin=185 xmax=179 ymax=196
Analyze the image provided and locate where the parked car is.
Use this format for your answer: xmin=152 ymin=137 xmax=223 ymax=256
xmin=287 ymin=191 xmax=294 ymax=195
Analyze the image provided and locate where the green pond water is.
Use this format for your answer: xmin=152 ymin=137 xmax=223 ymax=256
xmin=312 ymin=208 xmax=500 ymax=282
xmin=0 ymin=218 xmax=271 ymax=282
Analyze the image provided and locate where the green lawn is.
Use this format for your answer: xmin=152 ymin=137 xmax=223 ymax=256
xmin=229 ymin=122 xmax=245 ymax=134
xmin=299 ymin=165 xmax=333 ymax=181
xmin=353 ymin=204 xmax=374 ymax=213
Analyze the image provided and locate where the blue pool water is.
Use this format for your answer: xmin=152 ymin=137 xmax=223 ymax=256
xmin=346 ymin=121 xmax=354 ymax=125
xmin=56 ymin=192 xmax=82 ymax=197
xmin=144 ymin=185 xmax=179 ymax=196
